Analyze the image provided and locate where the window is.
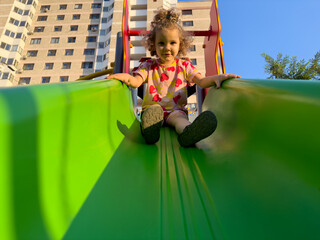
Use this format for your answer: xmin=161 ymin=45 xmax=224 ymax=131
xmin=30 ymin=38 xmax=41 ymax=44
xmin=5 ymin=44 xmax=11 ymax=51
xmin=103 ymin=7 xmax=109 ymax=12
xmin=190 ymin=59 xmax=197 ymax=65
xmin=101 ymin=18 xmax=108 ymax=23
xmin=82 ymin=62 xmax=93 ymax=69
xmin=7 ymin=58 xmax=14 ymax=65
xmin=182 ymin=10 xmax=192 ymax=15
xmin=40 ymin=5 xmax=50 ymax=12
xmin=60 ymin=4 xmax=67 ymax=10
xmin=84 ymin=49 xmax=95 ymax=55
xmin=23 ymin=10 xmax=29 ymax=15
xmin=27 ymin=50 xmax=38 ymax=57
xmin=86 ymin=36 xmax=97 ymax=42
xmin=182 ymin=21 xmax=193 ymax=27
xmin=19 ymin=77 xmax=31 ymax=84
xmin=14 ymin=7 xmax=21 ymax=14
xmin=11 ymin=45 xmax=18 ymax=52
xmin=19 ymin=21 xmax=26 ymax=26
xmin=98 ymin=42 xmax=104 ymax=48
xmin=23 ymin=64 xmax=34 ymax=70
xmin=92 ymin=3 xmax=101 ymax=8
xmin=70 ymin=25 xmax=78 ymax=31
xmin=97 ymin=55 xmax=103 ymax=62
xmin=100 ymin=30 xmax=106 ymax=36
xmin=42 ymin=77 xmax=50 ymax=83
xmin=9 ymin=18 xmax=18 ymax=26
xmin=47 ymin=50 xmax=56 ymax=56
xmin=16 ymin=33 xmax=22 ymax=39
xmin=88 ymin=25 xmax=99 ymax=31
xmin=34 ymin=26 xmax=45 ymax=32
xmin=54 ymin=26 xmax=62 ymax=32
xmin=10 ymin=32 xmax=16 ymax=38
xmin=190 ymin=45 xmax=196 ymax=51
xmin=51 ymin=37 xmax=59 ymax=44
xmin=68 ymin=37 xmax=76 ymax=43
xmin=57 ymin=15 xmax=65 ymax=20
xmin=73 ymin=14 xmax=80 ymax=20
xmin=75 ymin=4 xmax=82 ymax=9
xmin=45 ymin=63 xmax=54 ymax=69
xmin=90 ymin=14 xmax=100 ymax=19
xmin=65 ymin=49 xmax=74 ymax=55
xmin=4 ymin=30 xmax=10 ymax=36
xmin=37 ymin=16 xmax=47 ymax=21
xmin=60 ymin=76 xmax=69 ymax=82
xmin=1 ymin=72 xmax=10 ymax=79
xmin=62 ymin=62 xmax=71 ymax=69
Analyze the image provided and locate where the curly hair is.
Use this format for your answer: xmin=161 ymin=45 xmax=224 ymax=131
xmin=143 ymin=8 xmax=193 ymax=57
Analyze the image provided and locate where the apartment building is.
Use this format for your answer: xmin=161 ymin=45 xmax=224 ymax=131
xmin=0 ymin=0 xmax=37 ymax=86
xmin=0 ymin=0 xmax=211 ymax=87
xmin=177 ymin=0 xmax=211 ymax=75
xmin=0 ymin=0 xmax=115 ymax=86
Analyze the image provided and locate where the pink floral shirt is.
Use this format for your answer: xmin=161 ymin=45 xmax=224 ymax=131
xmin=133 ymin=58 xmax=200 ymax=112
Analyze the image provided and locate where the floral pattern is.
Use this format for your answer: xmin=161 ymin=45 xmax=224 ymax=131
xmin=133 ymin=58 xmax=200 ymax=112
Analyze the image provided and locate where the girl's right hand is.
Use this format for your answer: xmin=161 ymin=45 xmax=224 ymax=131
xmin=107 ymin=73 xmax=131 ymax=85
xmin=107 ymin=73 xmax=144 ymax=88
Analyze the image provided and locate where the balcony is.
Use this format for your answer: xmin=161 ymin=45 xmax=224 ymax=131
xmin=130 ymin=0 xmax=147 ymax=7
xmin=130 ymin=9 xmax=147 ymax=21
xmin=129 ymin=21 xmax=147 ymax=30
xmin=130 ymin=46 xmax=146 ymax=55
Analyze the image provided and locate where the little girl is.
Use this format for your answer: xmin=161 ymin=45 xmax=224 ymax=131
xmin=108 ymin=8 xmax=240 ymax=147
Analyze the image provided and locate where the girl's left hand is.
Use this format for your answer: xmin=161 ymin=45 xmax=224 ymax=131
xmin=214 ymin=74 xmax=241 ymax=89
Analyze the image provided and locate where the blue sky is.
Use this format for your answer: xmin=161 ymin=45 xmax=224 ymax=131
xmin=180 ymin=0 xmax=320 ymax=79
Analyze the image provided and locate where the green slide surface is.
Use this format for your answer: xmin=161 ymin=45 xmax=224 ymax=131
xmin=1 ymin=78 xmax=320 ymax=239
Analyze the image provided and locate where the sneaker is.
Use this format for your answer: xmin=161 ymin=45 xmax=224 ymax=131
xmin=141 ymin=105 xmax=164 ymax=144
xmin=178 ymin=111 xmax=217 ymax=147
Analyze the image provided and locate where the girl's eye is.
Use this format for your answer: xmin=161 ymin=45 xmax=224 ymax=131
xmin=171 ymin=42 xmax=176 ymax=45
xmin=158 ymin=42 xmax=164 ymax=46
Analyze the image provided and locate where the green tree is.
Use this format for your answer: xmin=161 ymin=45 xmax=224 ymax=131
xmin=261 ymin=51 xmax=320 ymax=80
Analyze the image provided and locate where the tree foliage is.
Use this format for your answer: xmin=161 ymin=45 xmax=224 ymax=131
xmin=261 ymin=51 xmax=320 ymax=80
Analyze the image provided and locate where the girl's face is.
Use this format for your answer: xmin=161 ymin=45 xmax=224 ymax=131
xmin=155 ymin=28 xmax=180 ymax=65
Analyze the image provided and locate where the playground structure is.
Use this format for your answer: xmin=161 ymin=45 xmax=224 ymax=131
xmin=1 ymin=0 xmax=320 ymax=239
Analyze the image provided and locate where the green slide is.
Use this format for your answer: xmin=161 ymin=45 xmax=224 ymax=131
xmin=1 ymin=78 xmax=320 ymax=239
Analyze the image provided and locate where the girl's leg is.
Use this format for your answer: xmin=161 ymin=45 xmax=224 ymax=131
xmin=166 ymin=110 xmax=190 ymax=134
xmin=141 ymin=104 xmax=164 ymax=144
xmin=168 ymin=110 xmax=218 ymax=147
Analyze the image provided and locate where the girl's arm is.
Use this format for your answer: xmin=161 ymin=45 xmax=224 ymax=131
xmin=107 ymin=73 xmax=144 ymax=88
xmin=192 ymin=73 xmax=241 ymax=89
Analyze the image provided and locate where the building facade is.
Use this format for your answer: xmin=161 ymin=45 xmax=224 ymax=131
xmin=0 ymin=0 xmax=211 ymax=87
